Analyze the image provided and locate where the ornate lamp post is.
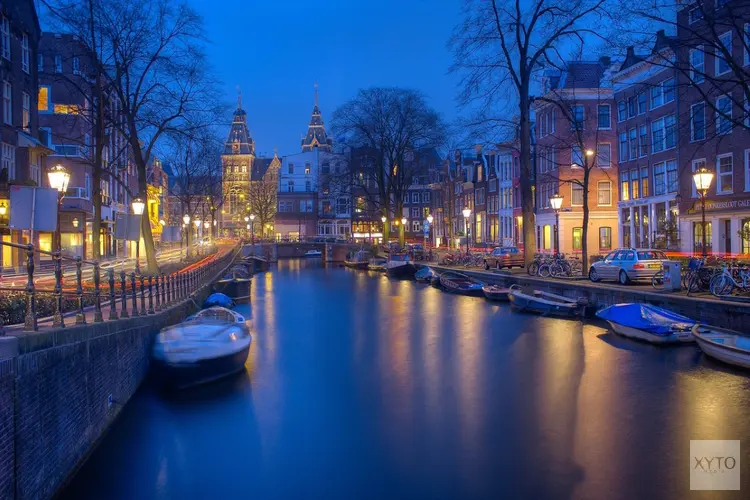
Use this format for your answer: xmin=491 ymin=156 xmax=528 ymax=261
xmin=249 ymin=214 xmax=256 ymax=245
xmin=549 ymin=192 xmax=563 ymax=255
xmin=131 ymin=195 xmax=146 ymax=274
xmin=462 ymin=207 xmax=471 ymax=255
xmin=400 ymin=216 xmax=407 ymax=249
xmin=692 ymin=167 xmax=714 ymax=258
xmin=182 ymin=214 xmax=190 ymax=257
xmin=426 ymin=214 xmax=434 ymax=258
xmin=47 ymin=164 xmax=71 ymax=255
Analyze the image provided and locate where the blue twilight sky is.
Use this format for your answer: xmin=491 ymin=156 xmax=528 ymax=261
xmin=191 ymin=0 xmax=464 ymax=157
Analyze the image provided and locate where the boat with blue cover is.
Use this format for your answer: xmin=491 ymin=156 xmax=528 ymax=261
xmin=596 ymin=303 xmax=696 ymax=344
xmin=203 ymin=292 xmax=235 ymax=309
xmin=415 ymin=266 xmax=438 ymax=283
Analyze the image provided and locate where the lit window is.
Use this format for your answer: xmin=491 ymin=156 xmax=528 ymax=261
xmin=53 ymin=104 xmax=81 ymax=115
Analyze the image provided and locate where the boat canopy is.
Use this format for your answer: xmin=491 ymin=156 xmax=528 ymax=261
xmin=596 ymin=303 xmax=695 ymax=336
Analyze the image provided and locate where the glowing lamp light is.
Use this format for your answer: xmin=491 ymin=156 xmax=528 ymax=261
xmin=203 ymin=221 xmax=209 ymax=229
xmin=381 ymin=216 xmax=387 ymax=223
xmin=183 ymin=214 xmax=190 ymax=225
xmin=549 ymin=192 xmax=564 ymax=211
xmin=401 ymin=217 xmax=407 ymax=226
xmin=131 ymin=196 xmax=145 ymax=216
xmin=47 ymin=164 xmax=71 ymax=193
xmin=249 ymin=214 xmax=255 ymax=221
xmin=462 ymin=207 xmax=471 ymax=219
xmin=159 ymin=219 xmax=166 ymax=226
xmin=244 ymin=216 xmax=249 ymax=222
xmin=427 ymin=214 xmax=434 ymax=224
xmin=72 ymin=218 xmax=79 ymax=228
xmin=193 ymin=218 xmax=201 ymax=228
xmin=213 ymin=220 xmax=217 ymax=226
xmin=585 ymin=149 xmax=595 ymax=157
xmin=246 ymin=224 xmax=250 ymax=230
xmin=0 ymin=201 xmax=7 ymax=216
xmin=693 ymin=167 xmax=714 ymax=193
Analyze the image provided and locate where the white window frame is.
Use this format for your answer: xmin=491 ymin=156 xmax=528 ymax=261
xmin=716 ymin=153 xmax=733 ymax=195
xmin=689 ymin=7 xmax=703 ymax=24
xmin=639 ymin=124 xmax=648 ymax=157
xmin=597 ymin=143 xmax=611 ymax=169
xmin=597 ymin=181 xmax=612 ymax=206
xmin=22 ymin=92 xmax=30 ymax=132
xmin=617 ymin=100 xmax=626 ymax=122
xmin=691 ymin=159 xmax=706 ymax=198
xmin=651 ymin=118 xmax=665 ymax=153
xmin=1 ymin=142 xmax=15 ymax=180
xmin=21 ymin=33 xmax=30 ymax=73
xmin=690 ymin=46 xmax=705 ymax=84
xmin=638 ymin=92 xmax=647 ymax=115
xmin=571 ymin=105 xmax=584 ymax=130
xmin=0 ymin=16 xmax=9 ymax=60
xmin=716 ymin=31 xmax=732 ymax=76
xmin=690 ymin=101 xmax=706 ymax=141
xmin=2 ymin=81 xmax=10 ymax=125
xmin=716 ymin=95 xmax=732 ymax=135
xmin=597 ymin=104 xmax=611 ymax=129
xmin=571 ymin=183 xmax=584 ymax=207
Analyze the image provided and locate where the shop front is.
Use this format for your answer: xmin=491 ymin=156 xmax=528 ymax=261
xmin=679 ymin=197 xmax=750 ymax=256
xmin=618 ymin=194 xmax=679 ymax=250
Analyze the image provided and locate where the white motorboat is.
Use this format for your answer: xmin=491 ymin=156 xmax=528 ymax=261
xmin=304 ymin=249 xmax=322 ymax=257
xmin=692 ymin=324 xmax=750 ymax=369
xmin=152 ymin=307 xmax=251 ymax=389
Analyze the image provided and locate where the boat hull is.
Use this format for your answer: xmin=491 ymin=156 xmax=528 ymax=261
xmin=693 ymin=325 xmax=750 ymax=369
xmin=441 ymin=282 xmax=484 ymax=296
xmin=695 ymin=338 xmax=750 ymax=369
xmin=508 ymin=292 xmax=582 ymax=318
xmin=344 ymin=261 xmax=370 ymax=270
xmin=214 ymin=278 xmax=251 ymax=303
xmin=152 ymin=343 xmax=250 ymax=390
xmin=607 ymin=321 xmax=693 ymax=344
xmin=482 ymin=286 xmax=510 ymax=302
xmin=386 ymin=263 xmax=418 ymax=279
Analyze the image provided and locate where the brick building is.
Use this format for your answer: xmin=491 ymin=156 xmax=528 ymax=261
xmin=533 ymin=60 xmax=620 ymax=257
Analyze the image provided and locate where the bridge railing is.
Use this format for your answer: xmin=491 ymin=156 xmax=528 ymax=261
xmin=0 ymin=240 xmax=237 ymax=333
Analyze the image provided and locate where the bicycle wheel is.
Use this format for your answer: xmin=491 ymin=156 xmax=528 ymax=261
xmin=528 ymin=262 xmax=539 ymax=276
xmin=651 ymin=270 xmax=664 ymax=289
xmin=550 ymin=263 xmax=564 ymax=277
xmin=537 ymin=264 xmax=551 ymax=278
xmin=710 ymin=274 xmax=734 ymax=296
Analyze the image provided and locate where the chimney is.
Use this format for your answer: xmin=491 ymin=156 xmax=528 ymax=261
xmin=626 ymin=46 xmax=635 ymax=59
xmin=598 ymin=55 xmax=611 ymax=67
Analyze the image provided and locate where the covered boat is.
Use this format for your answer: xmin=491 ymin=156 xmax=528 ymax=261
xmin=386 ymin=253 xmax=417 ymax=279
xmin=482 ymin=285 xmax=511 ymax=302
xmin=508 ymin=286 xmax=587 ymax=317
xmin=304 ymin=249 xmax=322 ymax=258
xmin=368 ymin=256 xmax=388 ymax=272
xmin=596 ymin=303 xmax=695 ymax=344
xmin=344 ymin=250 xmax=371 ymax=270
xmin=439 ymin=271 xmax=485 ymax=296
xmin=692 ymin=324 xmax=750 ymax=368
xmin=152 ymin=307 xmax=251 ymax=389
xmin=203 ymin=292 xmax=235 ymax=309
xmin=415 ymin=266 xmax=438 ymax=283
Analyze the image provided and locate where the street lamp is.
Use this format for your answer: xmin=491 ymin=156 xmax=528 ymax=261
xmin=0 ymin=201 xmax=7 ymax=216
xmin=400 ymin=216 xmax=407 ymax=249
xmin=159 ymin=219 xmax=165 ymax=226
xmin=203 ymin=220 xmax=209 ymax=229
xmin=249 ymin=213 xmax=256 ymax=245
xmin=131 ymin=195 xmax=145 ymax=274
xmin=549 ymin=192 xmax=564 ymax=255
xmin=48 ymin=164 xmax=71 ymax=256
xmin=693 ymin=167 xmax=714 ymax=258
xmin=426 ymin=214 xmax=434 ymax=257
xmin=462 ymin=207 xmax=471 ymax=255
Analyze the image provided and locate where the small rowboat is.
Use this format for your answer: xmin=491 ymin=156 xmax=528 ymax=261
xmin=482 ymin=285 xmax=511 ymax=302
xmin=344 ymin=250 xmax=371 ymax=270
xmin=508 ymin=285 xmax=587 ymax=317
xmin=439 ymin=271 xmax=485 ymax=296
xmin=386 ymin=253 xmax=417 ymax=279
xmin=596 ymin=303 xmax=695 ymax=344
xmin=692 ymin=324 xmax=750 ymax=369
xmin=415 ymin=267 xmax=438 ymax=283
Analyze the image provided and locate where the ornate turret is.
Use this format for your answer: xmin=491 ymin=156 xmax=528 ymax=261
xmin=225 ymin=90 xmax=255 ymax=156
xmin=301 ymin=84 xmax=333 ymax=152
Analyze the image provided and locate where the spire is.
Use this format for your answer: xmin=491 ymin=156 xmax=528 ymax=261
xmin=301 ymin=84 xmax=332 ymax=152
xmin=314 ymin=83 xmax=319 ymax=107
xmin=237 ymin=85 xmax=242 ymax=110
xmin=224 ymin=87 xmax=254 ymax=156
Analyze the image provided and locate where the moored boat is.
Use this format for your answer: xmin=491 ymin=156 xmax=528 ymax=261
xmin=152 ymin=307 xmax=251 ymax=389
xmin=386 ymin=253 xmax=417 ymax=279
xmin=439 ymin=270 xmax=485 ymax=296
xmin=344 ymin=250 xmax=371 ymax=270
xmin=368 ymin=256 xmax=388 ymax=272
xmin=482 ymin=285 xmax=511 ymax=302
xmin=508 ymin=286 xmax=587 ymax=317
xmin=203 ymin=292 xmax=235 ymax=309
xmin=214 ymin=268 xmax=252 ymax=303
xmin=304 ymin=249 xmax=322 ymax=258
xmin=596 ymin=303 xmax=695 ymax=344
xmin=692 ymin=324 xmax=750 ymax=369
xmin=415 ymin=266 xmax=438 ymax=283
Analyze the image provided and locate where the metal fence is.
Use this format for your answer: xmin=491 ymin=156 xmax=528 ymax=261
xmin=0 ymin=241 xmax=237 ymax=333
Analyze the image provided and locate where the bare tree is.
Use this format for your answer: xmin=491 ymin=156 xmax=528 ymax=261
xmin=451 ymin=0 xmax=609 ymax=265
xmin=247 ymin=166 xmax=278 ymax=236
xmin=331 ymin=87 xmax=446 ymax=246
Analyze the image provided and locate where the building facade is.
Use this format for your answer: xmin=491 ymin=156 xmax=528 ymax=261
xmin=221 ymin=97 xmax=255 ymax=236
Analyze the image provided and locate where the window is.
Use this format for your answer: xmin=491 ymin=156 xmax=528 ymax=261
xmin=551 ymin=109 xmax=556 ymax=132
xmin=638 ymin=92 xmax=647 ymax=114
xmin=641 ymin=167 xmax=649 ymax=196
xmin=652 ymin=118 xmax=664 ymax=152
xmin=631 ymin=170 xmax=639 ymax=199
xmin=412 ymin=220 xmax=421 ymax=233
xmin=287 ymin=180 xmax=294 ymax=192
xmin=716 ymin=32 xmax=731 ymax=75
xmin=423 ymin=191 xmax=431 ymax=203
xmin=745 ymin=24 xmax=750 ymax=66
xmin=38 ymin=53 xmax=43 ymax=73
xmin=0 ymin=16 xmax=9 ymax=60
xmin=412 ymin=192 xmax=419 ymax=203
xmin=597 ymin=143 xmax=611 ymax=169
xmin=628 ymin=96 xmax=636 ymax=118
xmin=663 ymin=78 xmax=675 ymax=104
xmin=639 ymin=124 xmax=648 ymax=157
xmin=305 ymin=180 xmax=311 ymax=191
xmin=22 ymin=33 xmax=30 ymax=73
xmin=691 ymin=102 xmax=706 ymax=141
xmin=617 ymin=100 xmax=626 ymax=122
xmin=304 ymin=166 xmax=310 ymax=174
xmin=667 ymin=160 xmax=678 ymax=193
xmin=85 ymin=173 xmax=91 ymax=199
xmin=598 ymin=104 xmax=611 ymax=129
xmin=599 ymin=227 xmax=612 ymax=250
xmin=716 ymin=95 xmax=732 ymax=134
xmin=571 ymin=146 xmax=583 ymax=168
xmin=690 ymin=46 xmax=705 ymax=83
xmin=654 ymin=162 xmax=666 ymax=195
xmin=717 ymin=154 xmax=733 ymax=194
xmin=410 ymin=207 xmax=420 ymax=218
xmin=693 ymin=222 xmax=712 ymax=255
xmin=692 ymin=159 xmax=706 ymax=197
xmin=650 ymin=84 xmax=662 ymax=108
xmin=53 ymin=104 xmax=81 ymax=115
xmin=571 ymin=183 xmax=584 ymax=206
xmin=746 ymin=149 xmax=750 ymax=192
xmin=288 ymin=164 xmax=294 ymax=174
xmin=650 ymin=78 xmax=674 ymax=109
xmin=1 ymin=143 xmax=15 ymax=180
xmin=571 ymin=105 xmax=584 ymax=129
xmin=619 ymin=132 xmax=628 ymax=162
xmin=598 ymin=181 xmax=612 ymax=206
xmin=2 ymin=81 xmax=10 ymax=125
xmin=55 ymin=54 xmax=62 ymax=73
xmin=665 ymin=115 xmax=676 ymax=149
xmin=572 ymin=228 xmax=583 ymax=251
xmin=629 ymin=128 xmax=637 ymax=160
xmin=22 ymin=92 xmax=30 ymax=132
xmin=72 ymin=57 xmax=80 ymax=75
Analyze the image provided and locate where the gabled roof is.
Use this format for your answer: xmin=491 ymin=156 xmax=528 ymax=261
xmin=224 ymin=93 xmax=255 ymax=156
xmin=251 ymin=151 xmax=281 ymax=181
xmin=301 ymin=85 xmax=333 ymax=152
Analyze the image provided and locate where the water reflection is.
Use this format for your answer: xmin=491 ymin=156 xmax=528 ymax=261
xmin=63 ymin=259 xmax=750 ymax=499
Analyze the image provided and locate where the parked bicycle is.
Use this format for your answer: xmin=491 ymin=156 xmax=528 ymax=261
xmin=709 ymin=261 xmax=750 ymax=297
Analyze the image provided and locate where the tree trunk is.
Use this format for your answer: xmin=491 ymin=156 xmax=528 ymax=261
xmin=581 ymin=170 xmax=591 ymax=272
xmin=519 ymin=92 xmax=537 ymax=265
xmin=382 ymin=209 xmax=390 ymax=244
xmin=137 ymin=168 xmax=159 ymax=272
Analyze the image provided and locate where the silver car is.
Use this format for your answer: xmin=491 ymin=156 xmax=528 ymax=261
xmin=588 ymin=248 xmax=668 ymax=285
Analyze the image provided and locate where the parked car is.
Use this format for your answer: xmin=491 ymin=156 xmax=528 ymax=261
xmin=588 ymin=248 xmax=667 ymax=285
xmin=484 ymin=246 xmax=525 ymax=270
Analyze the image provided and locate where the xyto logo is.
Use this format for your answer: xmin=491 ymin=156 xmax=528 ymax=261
xmin=690 ymin=440 xmax=740 ymax=490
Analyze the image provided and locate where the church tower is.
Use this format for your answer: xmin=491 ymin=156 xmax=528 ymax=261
xmin=221 ymin=91 xmax=255 ymax=235
xmin=301 ymin=84 xmax=333 ymax=152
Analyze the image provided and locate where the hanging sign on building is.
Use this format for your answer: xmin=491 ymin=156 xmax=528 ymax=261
xmin=8 ymin=185 xmax=58 ymax=232
xmin=114 ymin=213 xmax=142 ymax=241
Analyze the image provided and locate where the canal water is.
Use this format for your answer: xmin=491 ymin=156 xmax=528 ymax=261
xmin=62 ymin=259 xmax=750 ymax=499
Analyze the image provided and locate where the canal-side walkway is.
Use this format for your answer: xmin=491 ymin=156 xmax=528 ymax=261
xmin=429 ymin=265 xmax=750 ymax=330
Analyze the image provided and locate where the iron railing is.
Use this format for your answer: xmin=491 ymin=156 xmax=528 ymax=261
xmin=0 ymin=241 xmax=237 ymax=333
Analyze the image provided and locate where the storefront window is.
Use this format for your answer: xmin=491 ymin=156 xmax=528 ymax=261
xmin=742 ymin=219 xmax=750 ymax=255
xmin=572 ymin=227 xmax=582 ymax=251
xmin=693 ymin=222 xmax=712 ymax=255
xmin=543 ymin=225 xmax=551 ymax=250
xmin=621 ymin=208 xmax=631 ymax=248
